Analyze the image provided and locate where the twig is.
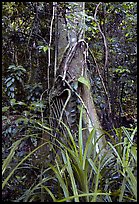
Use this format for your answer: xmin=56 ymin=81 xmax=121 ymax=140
xmin=54 ymin=2 xmax=58 ymax=81
xmin=93 ymin=2 xmax=111 ymax=113
xmin=58 ymin=89 xmax=71 ymax=124
xmin=40 ymin=89 xmax=49 ymax=125
xmin=48 ymin=2 xmax=55 ymax=89
xmin=88 ymin=48 xmax=112 ymax=114
xmin=94 ymin=2 xmax=108 ymax=70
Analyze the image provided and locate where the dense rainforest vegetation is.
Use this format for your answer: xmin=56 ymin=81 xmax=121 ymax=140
xmin=2 ymin=2 xmax=137 ymax=202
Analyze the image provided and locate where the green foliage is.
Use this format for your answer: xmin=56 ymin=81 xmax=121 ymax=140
xmin=38 ymin=45 xmax=49 ymax=53
xmin=2 ymin=2 xmax=137 ymax=202
xmin=78 ymin=76 xmax=91 ymax=90
xmin=25 ymin=83 xmax=43 ymax=102
xmin=2 ymin=107 xmax=137 ymax=202
xmin=4 ymin=64 xmax=26 ymax=100
xmin=2 ymin=1 xmax=137 ymax=129
xmin=85 ymin=2 xmax=137 ymax=130
xmin=2 ymin=135 xmax=50 ymax=190
xmin=107 ymin=127 xmax=137 ymax=201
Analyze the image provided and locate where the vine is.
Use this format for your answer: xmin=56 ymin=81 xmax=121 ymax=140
xmin=93 ymin=2 xmax=112 ymax=114
xmin=48 ymin=2 xmax=55 ymax=89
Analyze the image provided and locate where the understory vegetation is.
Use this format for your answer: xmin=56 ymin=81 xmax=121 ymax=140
xmin=2 ymin=2 xmax=137 ymax=202
xmin=2 ymin=108 xmax=137 ymax=202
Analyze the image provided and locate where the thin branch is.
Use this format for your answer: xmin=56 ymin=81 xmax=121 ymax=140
xmin=89 ymin=48 xmax=112 ymax=114
xmin=94 ymin=2 xmax=108 ymax=70
xmin=54 ymin=2 xmax=58 ymax=81
xmin=40 ymin=89 xmax=48 ymax=125
xmin=48 ymin=3 xmax=55 ymax=89
xmin=93 ymin=2 xmax=111 ymax=114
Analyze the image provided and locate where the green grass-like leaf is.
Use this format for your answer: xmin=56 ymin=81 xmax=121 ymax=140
xmin=62 ymin=150 xmax=79 ymax=202
xmin=2 ymin=139 xmax=22 ymax=175
xmin=49 ymin=164 xmax=70 ymax=201
xmin=83 ymin=128 xmax=96 ymax=170
xmin=2 ymin=139 xmax=50 ymax=189
xmin=78 ymin=105 xmax=83 ymax=164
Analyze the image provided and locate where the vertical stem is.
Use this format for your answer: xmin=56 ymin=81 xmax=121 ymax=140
xmin=54 ymin=2 xmax=58 ymax=81
xmin=94 ymin=2 xmax=111 ymax=114
xmin=48 ymin=2 xmax=55 ymax=89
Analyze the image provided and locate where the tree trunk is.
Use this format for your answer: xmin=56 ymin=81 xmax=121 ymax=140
xmin=51 ymin=2 xmax=108 ymax=157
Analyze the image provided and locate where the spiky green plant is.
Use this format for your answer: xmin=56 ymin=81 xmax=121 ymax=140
xmin=2 ymin=107 xmax=137 ymax=202
xmin=46 ymin=109 xmax=137 ymax=202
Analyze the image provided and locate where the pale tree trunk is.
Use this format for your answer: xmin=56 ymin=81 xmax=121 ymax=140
xmin=56 ymin=2 xmax=85 ymax=66
xmin=53 ymin=2 xmax=108 ymax=158
xmin=35 ymin=2 xmax=109 ymax=166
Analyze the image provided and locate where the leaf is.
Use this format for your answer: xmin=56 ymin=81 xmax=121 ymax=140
xmin=107 ymin=142 xmax=123 ymax=164
xmin=122 ymin=126 xmax=133 ymax=145
xmin=59 ymin=120 xmax=78 ymax=155
xmin=88 ymin=158 xmax=98 ymax=175
xmin=50 ymin=164 xmax=70 ymax=200
xmin=41 ymin=185 xmax=56 ymax=202
xmin=2 ymin=116 xmax=7 ymax=120
xmin=9 ymin=86 xmax=14 ymax=92
xmin=10 ymin=98 xmax=16 ymax=106
xmin=125 ymin=33 xmax=129 ymax=37
xmin=17 ymin=66 xmax=26 ymax=73
xmin=63 ymin=151 xmax=79 ymax=202
xmin=43 ymin=46 xmax=49 ymax=52
xmin=6 ymin=80 xmax=13 ymax=88
xmin=11 ymin=92 xmax=15 ymax=98
xmin=16 ymin=75 xmax=22 ymax=81
xmin=5 ymin=77 xmax=12 ymax=84
xmin=37 ymin=122 xmax=52 ymax=131
xmin=78 ymin=76 xmax=90 ymax=89
xmin=83 ymin=128 xmax=96 ymax=170
xmin=16 ymin=72 xmax=21 ymax=77
xmin=2 ymin=139 xmax=49 ymax=189
xmin=30 ymin=102 xmax=44 ymax=108
xmin=2 ymin=139 xmax=21 ymax=175
xmin=130 ymin=146 xmax=137 ymax=162
xmin=15 ymin=117 xmax=29 ymax=125
xmin=119 ymin=177 xmax=126 ymax=202
xmin=16 ymin=101 xmax=27 ymax=106
xmin=2 ymin=106 xmax=10 ymax=112
xmin=91 ymin=161 xmax=101 ymax=202
xmin=8 ymin=65 xmax=16 ymax=70
xmin=79 ymin=105 xmax=83 ymax=162
xmin=126 ymin=166 xmax=137 ymax=200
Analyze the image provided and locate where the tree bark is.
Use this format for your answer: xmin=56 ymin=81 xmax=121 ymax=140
xmin=53 ymin=2 xmax=108 ymax=157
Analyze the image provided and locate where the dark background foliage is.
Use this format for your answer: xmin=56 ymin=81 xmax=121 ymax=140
xmin=2 ymin=2 xmax=137 ymax=201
